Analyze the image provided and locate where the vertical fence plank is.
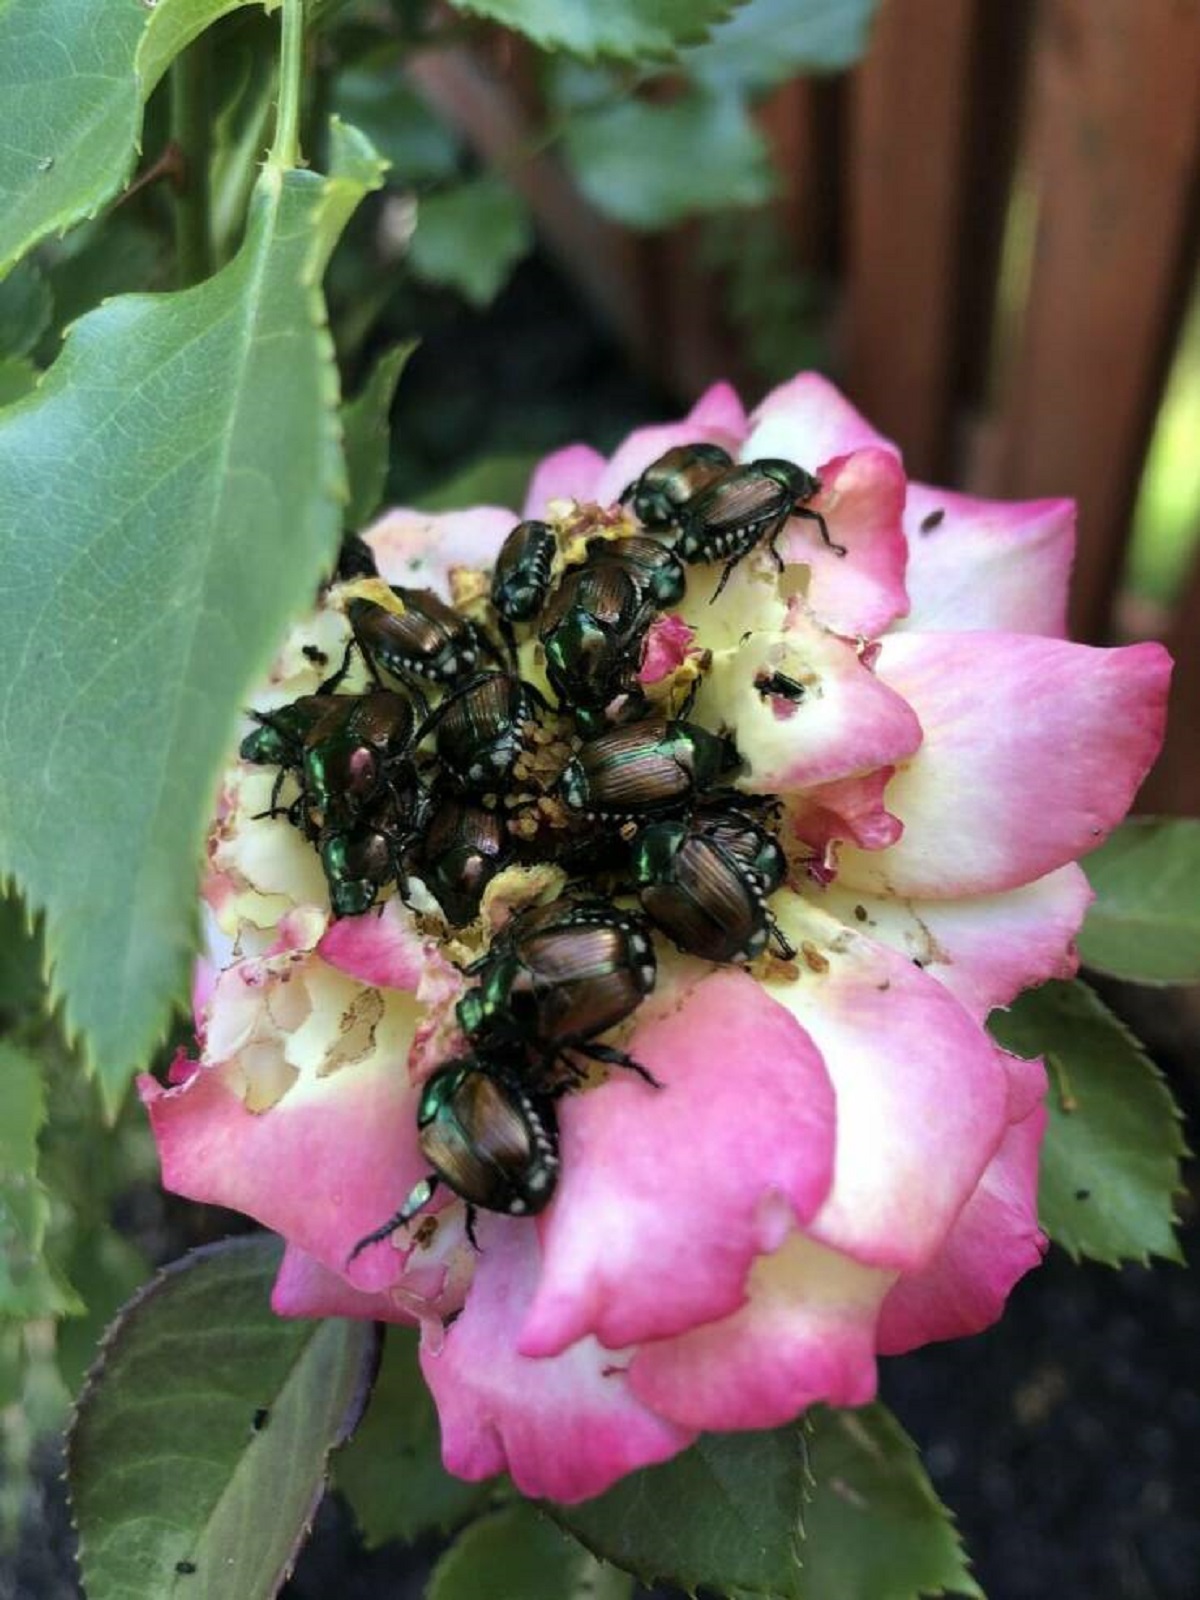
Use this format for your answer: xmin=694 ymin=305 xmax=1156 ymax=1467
xmin=984 ymin=0 xmax=1200 ymax=643
xmin=844 ymin=0 xmax=978 ymax=480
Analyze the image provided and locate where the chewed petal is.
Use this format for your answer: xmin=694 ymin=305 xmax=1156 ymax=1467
xmin=139 ymin=1009 xmax=432 ymax=1294
xmin=318 ymin=897 xmax=429 ymax=993
xmin=628 ymin=1233 xmax=893 ymax=1431
xmin=699 ymin=619 xmax=921 ymax=795
xmin=839 ymin=632 xmax=1172 ymax=897
xmin=273 ymin=1233 xmax=469 ymax=1329
xmin=272 ymin=1243 xmax=417 ymax=1324
xmin=789 ymin=770 xmax=903 ymax=855
xmin=364 ymin=506 xmax=516 ymax=597
xmin=877 ymin=1051 xmax=1048 ymax=1352
xmin=899 ymin=485 xmax=1075 ymax=638
xmin=520 ymin=968 xmax=836 ymax=1356
xmin=744 ymin=371 xmax=899 ymax=466
xmin=813 ymin=865 xmax=1092 ymax=1019
xmin=768 ymin=901 xmax=1010 ymax=1271
xmin=781 ymin=449 xmax=909 ymax=637
xmin=522 ymin=444 xmax=607 ymax=519
xmin=592 ymin=383 xmax=751 ymax=506
xmin=421 ymin=1217 xmax=694 ymax=1504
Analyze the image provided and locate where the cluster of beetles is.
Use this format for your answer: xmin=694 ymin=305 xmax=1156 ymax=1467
xmin=239 ymin=443 xmax=841 ymax=1251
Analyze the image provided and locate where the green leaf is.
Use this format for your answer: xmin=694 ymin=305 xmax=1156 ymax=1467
xmin=0 ymin=258 xmax=52 ymax=358
xmin=342 ymin=342 xmax=415 ymax=529
xmin=0 ymin=0 xmax=263 ymax=276
xmin=409 ymin=177 xmax=533 ymax=307
xmin=799 ymin=1406 xmax=982 ymax=1600
xmin=683 ymin=0 xmax=881 ymax=90
xmin=431 ymin=1504 xmax=631 ymax=1600
xmin=53 ymin=1224 xmax=149 ymax=1397
xmin=443 ymin=0 xmax=744 ymax=61
xmin=0 ymin=134 xmax=384 ymax=1111
xmin=558 ymin=1409 xmax=979 ymax=1600
xmin=39 ymin=214 xmax=170 ymax=353
xmin=0 ymin=1039 xmax=79 ymax=1319
xmin=0 ymin=890 xmax=44 ymax=1019
xmin=68 ymin=1235 xmax=379 ymax=1600
xmin=556 ymin=1424 xmax=809 ymax=1595
xmin=1078 ymin=817 xmax=1200 ymax=985
xmin=335 ymin=1325 xmax=491 ymax=1547
xmin=0 ymin=355 xmax=37 ymax=407
xmin=333 ymin=67 xmax=461 ymax=183
xmin=990 ymin=981 xmax=1186 ymax=1265
xmin=563 ymin=91 xmax=774 ymax=228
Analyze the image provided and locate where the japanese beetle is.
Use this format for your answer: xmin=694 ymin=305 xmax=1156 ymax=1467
xmin=347 ymin=588 xmax=481 ymax=688
xmin=540 ymin=563 xmax=653 ymax=725
xmin=425 ymin=671 xmax=547 ymax=793
xmin=559 ymin=717 xmax=739 ymax=823
xmin=584 ymin=532 xmax=687 ymax=610
xmin=631 ymin=810 xmax=791 ymax=964
xmin=239 ymin=694 xmax=342 ymax=771
xmin=676 ymin=458 xmax=845 ymax=599
xmin=303 ymin=690 xmax=418 ymax=830
xmin=458 ymin=897 xmax=657 ymax=1079
xmin=491 ymin=520 xmax=556 ymax=627
xmin=348 ymin=1051 xmax=560 ymax=1257
xmin=414 ymin=797 xmax=509 ymax=926
xmin=318 ymin=782 xmax=427 ymax=917
xmin=620 ymin=442 xmax=734 ymax=530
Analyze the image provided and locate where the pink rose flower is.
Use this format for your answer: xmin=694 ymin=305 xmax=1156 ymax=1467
xmin=140 ymin=374 xmax=1171 ymax=1504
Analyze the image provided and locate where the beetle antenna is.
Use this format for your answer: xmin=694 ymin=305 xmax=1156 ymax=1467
xmin=346 ymin=1175 xmax=440 ymax=1265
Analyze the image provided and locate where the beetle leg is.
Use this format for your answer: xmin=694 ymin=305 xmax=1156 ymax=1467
xmin=577 ymin=1039 xmax=662 ymax=1089
xmin=346 ymin=1174 xmax=441 ymax=1263
xmin=709 ymin=511 xmax=787 ymax=601
xmin=317 ymin=637 xmax=359 ymax=695
xmin=791 ymin=504 xmax=846 ymax=558
xmin=769 ymin=917 xmax=797 ymax=960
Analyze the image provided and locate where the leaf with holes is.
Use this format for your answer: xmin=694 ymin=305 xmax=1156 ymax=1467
xmin=335 ymin=1325 xmax=491 ymax=1548
xmin=342 ymin=342 xmax=415 ymax=529
xmin=68 ymin=1235 xmax=379 ymax=1600
xmin=0 ymin=125 xmax=385 ymax=1112
xmin=443 ymin=0 xmax=744 ymax=60
xmin=0 ymin=0 xmax=264 ymax=276
xmin=563 ymin=91 xmax=774 ymax=229
xmin=990 ymin=981 xmax=1185 ymax=1265
xmin=1078 ymin=817 xmax=1200 ymax=985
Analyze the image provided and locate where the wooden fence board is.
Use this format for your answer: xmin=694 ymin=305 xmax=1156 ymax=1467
xmin=844 ymin=0 xmax=977 ymax=480
xmin=985 ymin=0 xmax=1200 ymax=643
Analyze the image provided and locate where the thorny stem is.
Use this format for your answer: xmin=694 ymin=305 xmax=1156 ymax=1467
xmin=273 ymin=0 xmax=305 ymax=169
xmin=169 ymin=35 xmax=214 ymax=285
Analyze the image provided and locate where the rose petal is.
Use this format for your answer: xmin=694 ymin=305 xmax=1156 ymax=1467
xmin=743 ymin=371 xmax=899 ymax=466
xmin=877 ymin=1050 xmax=1048 ymax=1352
xmin=318 ymin=897 xmax=430 ymax=992
xmin=272 ymin=1234 xmax=469 ymax=1328
xmin=838 ymin=633 xmax=1173 ymax=897
xmin=628 ymin=1233 xmax=893 ymax=1431
xmin=272 ymin=1243 xmax=417 ymax=1324
xmin=364 ymin=505 xmax=516 ymax=597
xmin=592 ymin=383 xmax=751 ymax=507
xmin=638 ymin=614 xmax=697 ymax=685
xmin=139 ymin=1009 xmax=431 ymax=1294
xmin=421 ymin=1216 xmax=694 ymax=1503
xmin=767 ymin=902 xmax=1009 ymax=1271
xmin=522 ymin=443 xmax=607 ymax=518
xmin=813 ymin=864 xmax=1092 ymax=1019
xmin=899 ymin=485 xmax=1075 ymax=638
xmin=699 ymin=618 xmax=922 ymax=795
xmin=781 ymin=449 xmax=909 ymax=638
xmin=520 ymin=968 xmax=836 ymax=1356
xmin=789 ymin=770 xmax=903 ymax=855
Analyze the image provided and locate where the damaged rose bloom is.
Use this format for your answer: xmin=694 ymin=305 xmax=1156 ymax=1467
xmin=140 ymin=373 xmax=1171 ymax=1504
